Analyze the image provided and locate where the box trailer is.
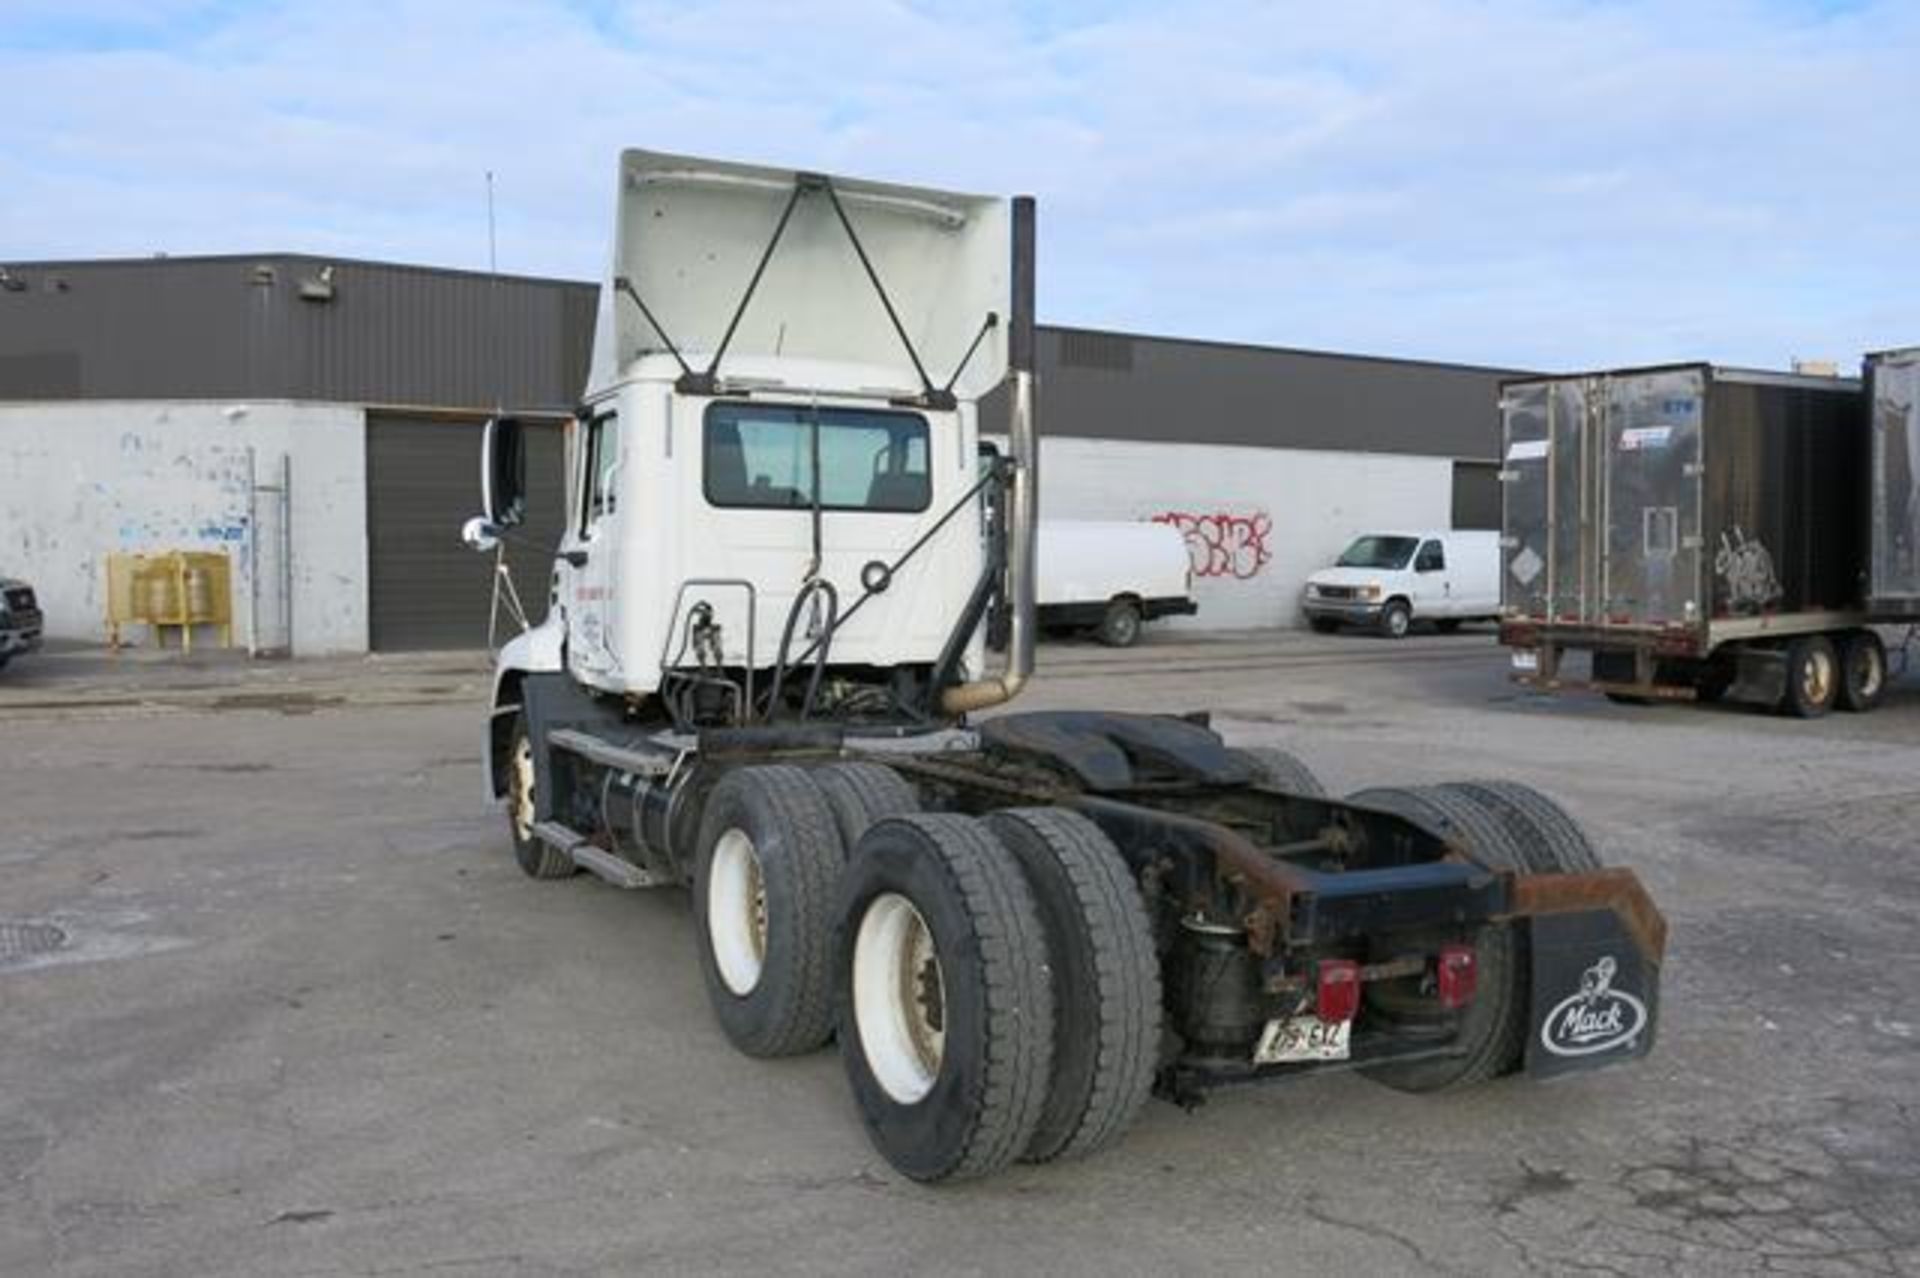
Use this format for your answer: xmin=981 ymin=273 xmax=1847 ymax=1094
xmin=1869 ymin=346 xmax=1920 ymax=618
xmin=1497 ymin=363 xmax=1885 ymax=716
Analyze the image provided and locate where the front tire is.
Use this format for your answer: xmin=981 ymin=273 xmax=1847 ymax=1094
xmin=505 ymin=715 xmax=576 ymax=880
xmin=837 ymin=815 xmax=1055 ymax=1182
xmin=1377 ymin=599 xmax=1412 ymax=639
xmin=692 ymin=766 xmax=845 ymax=1057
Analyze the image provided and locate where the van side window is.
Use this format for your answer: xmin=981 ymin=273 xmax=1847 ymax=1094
xmin=1415 ymin=539 xmax=1445 ymax=572
xmin=581 ymin=414 xmax=619 ymax=532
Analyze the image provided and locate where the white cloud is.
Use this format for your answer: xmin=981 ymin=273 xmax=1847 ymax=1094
xmin=2 ymin=0 xmax=1915 ymax=369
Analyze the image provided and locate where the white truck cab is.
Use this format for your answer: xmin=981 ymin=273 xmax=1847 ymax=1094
xmin=1302 ymin=530 xmax=1499 ymax=638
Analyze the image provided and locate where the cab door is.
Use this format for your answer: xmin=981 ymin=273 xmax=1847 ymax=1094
xmin=1412 ymin=537 xmax=1451 ymax=616
xmin=566 ymin=410 xmax=623 ymax=683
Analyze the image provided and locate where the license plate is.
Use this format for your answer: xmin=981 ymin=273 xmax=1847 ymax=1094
xmin=1253 ymin=1015 xmax=1351 ymax=1064
xmin=1511 ymin=649 xmax=1540 ymax=672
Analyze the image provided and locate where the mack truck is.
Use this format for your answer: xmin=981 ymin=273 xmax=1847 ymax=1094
xmin=468 ymin=149 xmax=1667 ymax=1182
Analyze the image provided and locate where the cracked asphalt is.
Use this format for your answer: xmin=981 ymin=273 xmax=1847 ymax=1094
xmin=3 ymin=629 xmax=1918 ymax=1276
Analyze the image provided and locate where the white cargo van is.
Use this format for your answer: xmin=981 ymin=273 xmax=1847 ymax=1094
xmin=1038 ymin=520 xmax=1197 ymax=646
xmin=1302 ymin=530 xmax=1499 ymax=638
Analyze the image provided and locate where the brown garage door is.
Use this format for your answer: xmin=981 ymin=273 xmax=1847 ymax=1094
xmin=366 ymin=414 xmax=567 ymax=651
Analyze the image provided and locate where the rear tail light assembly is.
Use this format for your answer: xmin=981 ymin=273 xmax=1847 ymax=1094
xmin=1315 ymin=958 xmax=1361 ymax=1023
xmin=1436 ymin=943 xmax=1478 ymax=1010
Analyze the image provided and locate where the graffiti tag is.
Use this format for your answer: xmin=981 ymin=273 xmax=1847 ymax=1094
xmin=1151 ymin=510 xmax=1273 ymax=580
xmin=1715 ymin=525 xmax=1781 ymax=611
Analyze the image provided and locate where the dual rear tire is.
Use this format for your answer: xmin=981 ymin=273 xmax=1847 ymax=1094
xmin=687 ymin=765 xmax=1161 ymax=1181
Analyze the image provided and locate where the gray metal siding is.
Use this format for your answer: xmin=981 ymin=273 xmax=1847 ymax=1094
xmin=366 ymin=414 xmax=567 ymax=651
xmin=0 ymin=256 xmax=595 ymax=413
xmin=2 ymin=255 xmax=1515 ymax=460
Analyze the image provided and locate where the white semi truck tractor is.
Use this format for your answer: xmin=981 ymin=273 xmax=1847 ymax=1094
xmin=470 ymin=149 xmax=1668 ymax=1182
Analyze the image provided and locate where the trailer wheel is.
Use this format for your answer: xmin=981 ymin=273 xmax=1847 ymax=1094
xmin=1837 ymin=630 xmax=1887 ymax=714
xmin=692 ymin=766 xmax=844 ymax=1057
xmin=1228 ymin=745 xmax=1327 ymax=798
xmin=814 ymin=762 xmax=921 ymax=851
xmin=1345 ymin=785 xmax=1530 ymax=1092
xmin=837 ymin=814 xmax=1054 ymax=1182
xmin=505 ymin=715 xmax=577 ymax=880
xmin=1377 ymin=599 xmax=1412 ymax=639
xmin=1437 ymin=780 xmax=1602 ymax=873
xmin=1096 ymin=598 xmax=1143 ymax=648
xmin=1782 ymin=635 xmax=1839 ymax=718
xmin=984 ymin=808 xmax=1160 ymax=1164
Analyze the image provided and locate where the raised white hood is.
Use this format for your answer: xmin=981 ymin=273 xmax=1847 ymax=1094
xmin=587 ymin=149 xmax=1011 ymax=404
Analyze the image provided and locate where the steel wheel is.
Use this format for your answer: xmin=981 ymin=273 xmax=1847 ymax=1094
xmin=852 ymin=892 xmax=948 ymax=1105
xmin=1801 ymin=646 xmax=1835 ymax=706
xmin=508 ymin=731 xmax=536 ymax=844
xmin=707 ymin=829 xmax=769 ymax=997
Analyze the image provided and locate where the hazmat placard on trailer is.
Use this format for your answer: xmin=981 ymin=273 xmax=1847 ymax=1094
xmin=1618 ymin=426 xmax=1673 ymax=451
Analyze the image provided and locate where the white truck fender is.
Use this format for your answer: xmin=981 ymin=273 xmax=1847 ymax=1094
xmin=483 ymin=615 xmax=567 ymax=798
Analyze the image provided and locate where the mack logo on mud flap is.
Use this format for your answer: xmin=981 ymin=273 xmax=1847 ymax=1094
xmin=1541 ymin=955 xmax=1648 ymax=1057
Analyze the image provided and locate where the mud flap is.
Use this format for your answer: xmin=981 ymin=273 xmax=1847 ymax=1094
xmin=1524 ymin=909 xmax=1660 ymax=1078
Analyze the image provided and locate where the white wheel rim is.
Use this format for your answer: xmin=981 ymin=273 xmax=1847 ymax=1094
xmin=852 ymin=892 xmax=946 ymax=1104
xmin=510 ymin=735 xmax=535 ymax=841
xmin=1804 ymin=649 xmax=1835 ymax=705
xmin=708 ymin=829 xmax=767 ymax=996
xmin=1860 ymin=647 xmax=1884 ymax=698
xmin=1389 ymin=609 xmax=1408 ymax=636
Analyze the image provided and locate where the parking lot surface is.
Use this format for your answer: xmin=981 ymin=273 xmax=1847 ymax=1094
xmin=4 ymin=629 xmax=1918 ymax=1276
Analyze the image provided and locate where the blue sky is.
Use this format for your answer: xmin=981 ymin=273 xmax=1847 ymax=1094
xmin=2 ymin=0 xmax=1914 ymax=370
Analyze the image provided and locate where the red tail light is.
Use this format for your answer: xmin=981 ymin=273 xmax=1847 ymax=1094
xmin=1437 ymin=944 xmax=1478 ymax=1010
xmin=1316 ymin=959 xmax=1361 ymax=1023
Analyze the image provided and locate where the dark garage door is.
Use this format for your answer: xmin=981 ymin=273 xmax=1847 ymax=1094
xmin=367 ymin=415 xmax=567 ymax=651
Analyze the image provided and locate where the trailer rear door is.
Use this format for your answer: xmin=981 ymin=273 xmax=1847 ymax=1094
xmin=1870 ymin=349 xmax=1920 ymax=611
xmin=1501 ymin=379 xmax=1595 ymax=621
xmin=1601 ymin=370 xmax=1705 ymax=627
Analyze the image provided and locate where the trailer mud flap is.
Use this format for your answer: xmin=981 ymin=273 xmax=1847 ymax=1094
xmin=1525 ymin=909 xmax=1660 ymax=1078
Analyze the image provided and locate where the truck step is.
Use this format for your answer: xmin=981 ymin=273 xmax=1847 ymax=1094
xmin=531 ymin=819 xmax=667 ymax=889
xmin=547 ymin=728 xmax=674 ymax=777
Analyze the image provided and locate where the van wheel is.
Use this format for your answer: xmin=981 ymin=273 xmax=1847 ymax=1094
xmin=505 ymin=715 xmax=577 ymax=880
xmin=1345 ymin=785 xmax=1531 ymax=1092
xmin=985 ymin=809 xmax=1160 ymax=1164
xmin=1837 ymin=630 xmax=1887 ymax=713
xmin=1781 ymin=635 xmax=1838 ymax=719
xmin=838 ymin=815 xmax=1054 ymax=1182
xmin=1378 ymin=599 xmax=1412 ymax=639
xmin=1096 ymin=598 xmax=1143 ymax=648
xmin=692 ymin=766 xmax=844 ymax=1057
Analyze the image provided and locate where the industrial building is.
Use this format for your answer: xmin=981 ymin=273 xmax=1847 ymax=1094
xmin=0 ymin=253 xmax=1518 ymax=653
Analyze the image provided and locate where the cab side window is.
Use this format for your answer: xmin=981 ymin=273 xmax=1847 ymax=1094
xmin=1415 ymin=539 xmax=1445 ymax=572
xmin=580 ymin=413 xmax=619 ymax=533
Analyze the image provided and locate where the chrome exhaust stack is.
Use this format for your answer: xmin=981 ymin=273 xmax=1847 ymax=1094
xmin=943 ymin=195 xmax=1037 ymax=716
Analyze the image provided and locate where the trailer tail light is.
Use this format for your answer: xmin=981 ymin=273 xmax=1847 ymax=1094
xmin=1316 ymin=959 xmax=1361 ymax=1023
xmin=1437 ymin=944 xmax=1477 ymax=1010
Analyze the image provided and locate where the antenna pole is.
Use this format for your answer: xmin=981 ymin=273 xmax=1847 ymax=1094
xmin=486 ymin=170 xmax=502 ymax=413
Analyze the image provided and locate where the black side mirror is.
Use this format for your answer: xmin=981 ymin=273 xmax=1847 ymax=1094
xmin=482 ymin=416 xmax=527 ymax=528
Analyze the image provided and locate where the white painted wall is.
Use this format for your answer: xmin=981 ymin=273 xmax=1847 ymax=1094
xmin=0 ymin=400 xmax=368 ymax=655
xmin=1009 ymin=436 xmax=1453 ymax=630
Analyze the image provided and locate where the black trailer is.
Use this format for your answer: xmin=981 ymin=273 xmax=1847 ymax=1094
xmin=1497 ymin=363 xmax=1884 ymax=716
xmin=1869 ymin=347 xmax=1920 ymax=619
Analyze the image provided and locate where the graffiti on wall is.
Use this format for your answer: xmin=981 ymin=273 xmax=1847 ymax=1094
xmin=1151 ymin=510 xmax=1273 ymax=580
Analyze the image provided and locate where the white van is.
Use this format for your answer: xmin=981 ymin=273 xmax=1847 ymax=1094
xmin=1302 ymin=530 xmax=1499 ymax=638
xmin=1038 ymin=520 xmax=1197 ymax=646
